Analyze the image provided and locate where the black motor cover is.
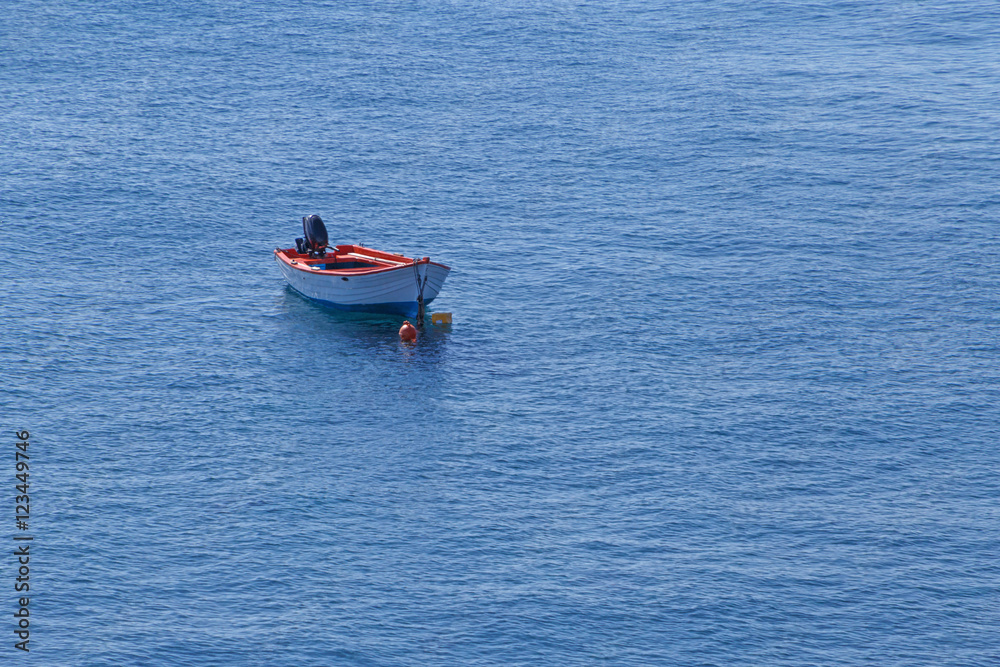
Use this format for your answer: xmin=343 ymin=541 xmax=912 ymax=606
xmin=302 ymin=215 xmax=328 ymax=252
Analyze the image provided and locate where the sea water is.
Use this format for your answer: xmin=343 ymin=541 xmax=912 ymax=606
xmin=2 ymin=1 xmax=999 ymax=664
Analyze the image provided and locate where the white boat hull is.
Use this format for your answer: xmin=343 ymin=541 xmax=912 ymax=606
xmin=275 ymin=253 xmax=449 ymax=317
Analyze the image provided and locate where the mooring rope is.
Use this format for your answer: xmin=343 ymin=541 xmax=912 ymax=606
xmin=413 ymin=259 xmax=428 ymax=321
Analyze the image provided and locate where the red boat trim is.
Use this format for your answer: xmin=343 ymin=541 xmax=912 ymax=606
xmin=273 ymin=245 xmax=450 ymax=276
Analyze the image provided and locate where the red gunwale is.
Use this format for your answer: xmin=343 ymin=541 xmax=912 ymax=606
xmin=274 ymin=244 xmax=450 ymax=276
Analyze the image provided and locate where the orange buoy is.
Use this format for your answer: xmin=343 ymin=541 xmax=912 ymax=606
xmin=399 ymin=320 xmax=417 ymax=342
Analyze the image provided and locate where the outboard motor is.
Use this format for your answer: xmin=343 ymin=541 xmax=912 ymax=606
xmin=302 ymin=215 xmax=329 ymax=257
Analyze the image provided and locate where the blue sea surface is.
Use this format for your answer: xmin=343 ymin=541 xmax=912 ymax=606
xmin=3 ymin=1 xmax=999 ymax=664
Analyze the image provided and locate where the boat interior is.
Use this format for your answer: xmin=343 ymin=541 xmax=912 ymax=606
xmin=280 ymin=244 xmax=423 ymax=273
xmin=282 ymin=215 xmax=432 ymax=273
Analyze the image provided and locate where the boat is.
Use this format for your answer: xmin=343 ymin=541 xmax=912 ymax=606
xmin=274 ymin=215 xmax=450 ymax=318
